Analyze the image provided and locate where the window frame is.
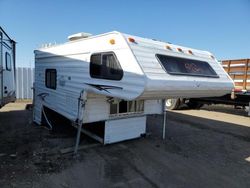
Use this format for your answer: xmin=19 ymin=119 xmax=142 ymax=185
xmin=5 ymin=52 xmax=11 ymax=71
xmin=155 ymin=54 xmax=219 ymax=78
xmin=90 ymin=52 xmax=123 ymax=81
xmin=45 ymin=69 xmax=57 ymax=90
xmin=109 ymin=100 xmax=144 ymax=117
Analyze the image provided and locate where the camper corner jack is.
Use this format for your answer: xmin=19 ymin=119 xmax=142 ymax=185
xmin=74 ymin=90 xmax=87 ymax=155
xmin=162 ymin=99 xmax=167 ymax=140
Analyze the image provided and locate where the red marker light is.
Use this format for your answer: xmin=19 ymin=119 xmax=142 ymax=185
xmin=177 ymin=48 xmax=183 ymax=52
xmin=128 ymin=37 xmax=135 ymax=43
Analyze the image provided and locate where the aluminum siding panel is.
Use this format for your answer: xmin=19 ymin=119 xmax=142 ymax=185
xmin=122 ymin=33 xmax=234 ymax=99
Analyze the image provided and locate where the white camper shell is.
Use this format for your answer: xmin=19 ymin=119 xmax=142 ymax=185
xmin=33 ymin=31 xmax=234 ymax=144
xmin=0 ymin=27 xmax=16 ymax=108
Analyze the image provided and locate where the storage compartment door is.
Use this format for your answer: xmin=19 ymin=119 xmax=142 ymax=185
xmin=104 ymin=116 xmax=146 ymax=144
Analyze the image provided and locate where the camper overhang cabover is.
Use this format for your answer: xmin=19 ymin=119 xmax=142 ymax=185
xmin=0 ymin=27 xmax=16 ymax=108
xmin=33 ymin=31 xmax=234 ymax=145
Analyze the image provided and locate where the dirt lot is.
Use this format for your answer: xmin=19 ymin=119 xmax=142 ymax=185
xmin=0 ymin=102 xmax=250 ymax=188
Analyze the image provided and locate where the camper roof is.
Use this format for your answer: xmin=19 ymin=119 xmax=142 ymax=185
xmin=39 ymin=31 xmax=214 ymax=60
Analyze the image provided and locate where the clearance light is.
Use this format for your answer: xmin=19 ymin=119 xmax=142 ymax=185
xmin=177 ymin=48 xmax=183 ymax=52
xmin=233 ymin=88 xmax=242 ymax=92
xmin=166 ymin=45 xmax=172 ymax=50
xmin=188 ymin=50 xmax=193 ymax=55
xmin=128 ymin=37 xmax=135 ymax=43
xmin=109 ymin=39 xmax=115 ymax=45
xmin=210 ymin=55 xmax=215 ymax=59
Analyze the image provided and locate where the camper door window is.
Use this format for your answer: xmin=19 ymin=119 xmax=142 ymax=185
xmin=45 ymin=69 xmax=57 ymax=89
xmin=156 ymin=54 xmax=219 ymax=78
xmin=90 ymin=52 xmax=123 ymax=80
xmin=5 ymin=52 xmax=11 ymax=71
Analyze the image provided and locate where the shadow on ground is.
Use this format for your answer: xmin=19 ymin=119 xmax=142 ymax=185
xmin=175 ymin=103 xmax=249 ymax=117
xmin=0 ymin=103 xmax=250 ymax=188
xmin=201 ymin=104 xmax=249 ymax=117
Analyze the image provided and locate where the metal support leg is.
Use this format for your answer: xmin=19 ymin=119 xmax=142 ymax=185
xmin=162 ymin=99 xmax=166 ymax=140
xmin=248 ymin=102 xmax=250 ymax=117
xmin=74 ymin=120 xmax=83 ymax=155
xmin=74 ymin=90 xmax=86 ymax=155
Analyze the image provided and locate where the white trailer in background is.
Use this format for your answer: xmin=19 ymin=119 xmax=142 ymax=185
xmin=33 ymin=31 xmax=234 ymax=146
xmin=0 ymin=27 xmax=16 ymax=108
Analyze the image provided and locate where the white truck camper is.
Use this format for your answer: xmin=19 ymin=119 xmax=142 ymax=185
xmin=0 ymin=27 xmax=16 ymax=108
xmin=33 ymin=31 xmax=234 ymax=146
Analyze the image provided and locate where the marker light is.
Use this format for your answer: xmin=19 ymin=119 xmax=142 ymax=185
xmin=233 ymin=88 xmax=243 ymax=92
xmin=109 ymin=39 xmax=115 ymax=45
xmin=177 ymin=48 xmax=183 ymax=52
xmin=128 ymin=37 xmax=135 ymax=43
xmin=210 ymin=55 xmax=215 ymax=59
xmin=188 ymin=50 xmax=193 ymax=55
xmin=166 ymin=45 xmax=172 ymax=50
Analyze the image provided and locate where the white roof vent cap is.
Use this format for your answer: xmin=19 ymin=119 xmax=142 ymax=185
xmin=68 ymin=32 xmax=92 ymax=41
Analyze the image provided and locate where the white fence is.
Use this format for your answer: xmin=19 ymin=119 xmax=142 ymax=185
xmin=16 ymin=67 xmax=34 ymax=99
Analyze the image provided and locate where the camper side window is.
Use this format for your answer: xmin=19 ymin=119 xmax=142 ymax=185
xmin=5 ymin=52 xmax=11 ymax=71
xmin=45 ymin=69 xmax=57 ymax=89
xmin=110 ymin=100 xmax=144 ymax=116
xmin=156 ymin=54 xmax=219 ymax=77
xmin=90 ymin=53 xmax=123 ymax=80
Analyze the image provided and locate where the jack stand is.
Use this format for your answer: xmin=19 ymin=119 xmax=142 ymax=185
xmin=248 ymin=102 xmax=250 ymax=117
xmin=74 ymin=120 xmax=83 ymax=156
xmin=162 ymin=99 xmax=167 ymax=140
xmin=73 ymin=90 xmax=87 ymax=156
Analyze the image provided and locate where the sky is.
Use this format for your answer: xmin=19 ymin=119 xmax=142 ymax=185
xmin=0 ymin=0 xmax=250 ymax=67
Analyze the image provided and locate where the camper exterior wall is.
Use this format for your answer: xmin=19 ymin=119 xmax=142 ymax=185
xmin=83 ymin=93 xmax=162 ymax=123
xmin=0 ymin=27 xmax=16 ymax=108
xmin=83 ymin=94 xmax=109 ymax=123
xmin=34 ymin=69 xmax=162 ymax=125
xmin=123 ymin=33 xmax=233 ymax=99
xmin=35 ymin=32 xmax=146 ymax=101
xmin=34 ymin=52 xmax=161 ymax=125
xmin=34 ymin=32 xmax=145 ymax=124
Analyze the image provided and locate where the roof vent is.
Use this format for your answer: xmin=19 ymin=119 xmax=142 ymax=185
xmin=68 ymin=32 xmax=92 ymax=41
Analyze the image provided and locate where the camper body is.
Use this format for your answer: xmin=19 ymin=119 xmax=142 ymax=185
xmin=33 ymin=31 xmax=233 ymax=144
xmin=0 ymin=27 xmax=16 ymax=108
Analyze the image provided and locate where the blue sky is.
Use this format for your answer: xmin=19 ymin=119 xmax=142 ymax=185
xmin=1 ymin=0 xmax=250 ymax=67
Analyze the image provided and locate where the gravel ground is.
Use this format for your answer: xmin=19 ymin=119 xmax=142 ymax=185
xmin=0 ymin=102 xmax=249 ymax=188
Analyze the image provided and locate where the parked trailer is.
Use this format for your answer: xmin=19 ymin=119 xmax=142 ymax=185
xmin=166 ymin=59 xmax=250 ymax=112
xmin=33 ymin=31 xmax=234 ymax=146
xmin=0 ymin=27 xmax=16 ymax=108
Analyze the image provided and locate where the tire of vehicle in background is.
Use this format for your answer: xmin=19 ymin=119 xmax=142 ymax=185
xmin=165 ymin=98 xmax=181 ymax=110
xmin=186 ymin=100 xmax=204 ymax=109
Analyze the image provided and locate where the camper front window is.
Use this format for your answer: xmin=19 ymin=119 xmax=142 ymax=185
xmin=90 ymin=52 xmax=123 ymax=80
xmin=156 ymin=54 xmax=219 ymax=78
